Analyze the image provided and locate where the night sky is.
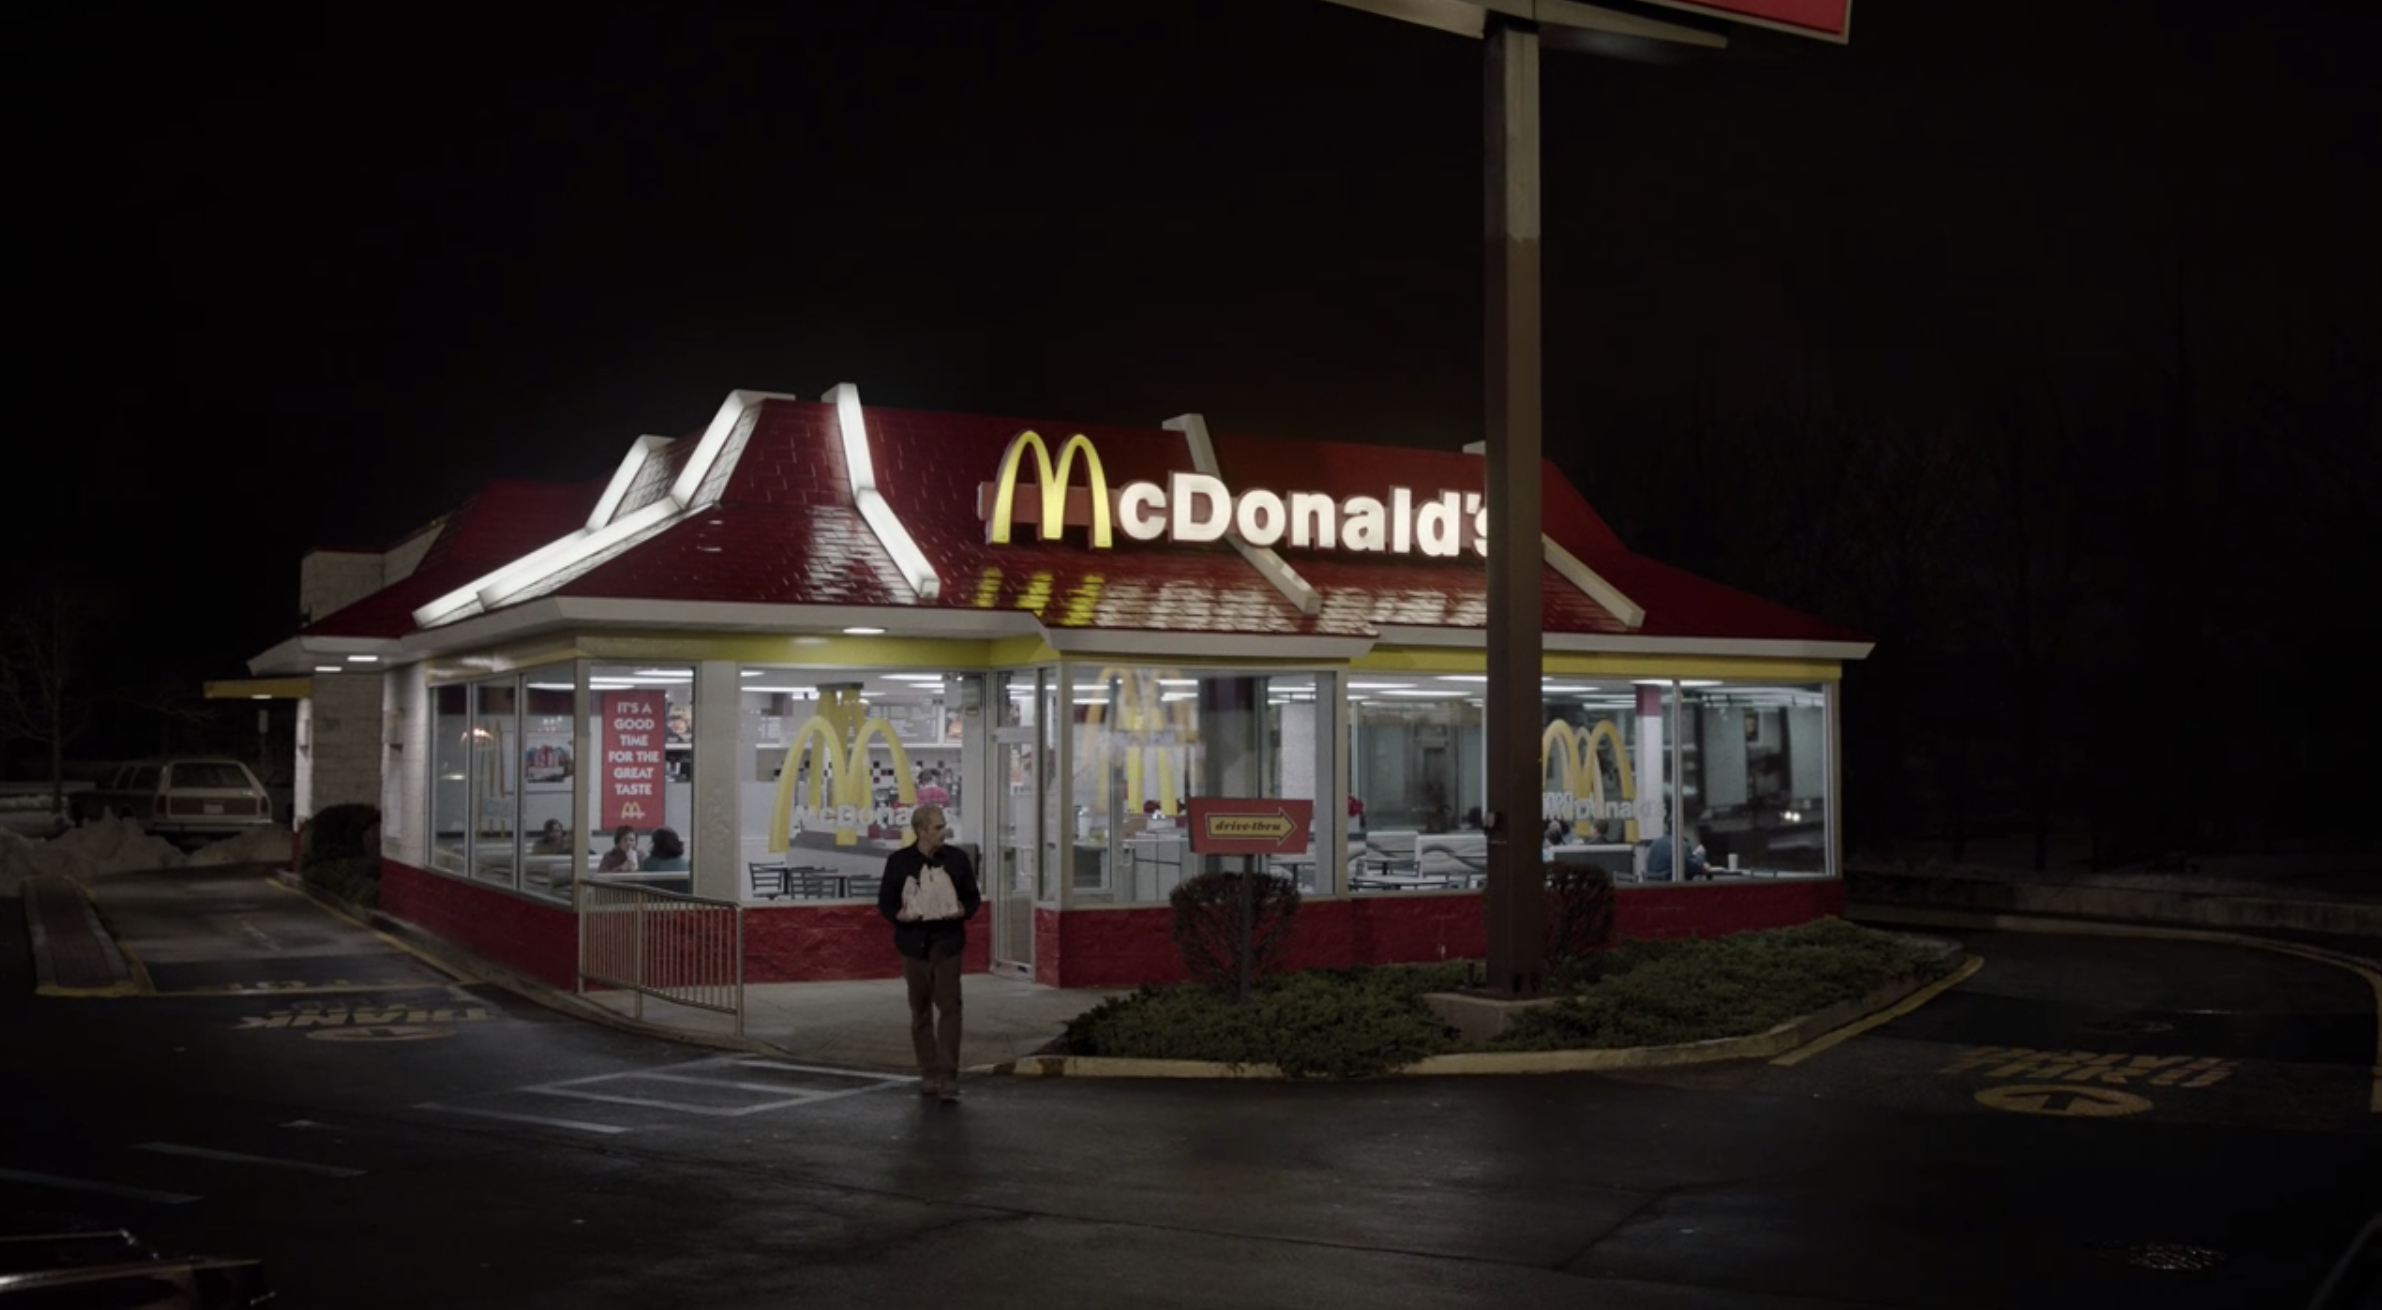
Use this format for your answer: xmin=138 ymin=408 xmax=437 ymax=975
xmin=8 ymin=0 xmax=2377 ymax=756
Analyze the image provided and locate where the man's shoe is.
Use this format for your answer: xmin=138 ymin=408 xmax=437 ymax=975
xmin=919 ymin=1077 xmax=939 ymax=1098
xmin=937 ymin=1079 xmax=961 ymax=1104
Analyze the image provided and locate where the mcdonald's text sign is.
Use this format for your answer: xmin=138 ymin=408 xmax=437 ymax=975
xmin=980 ymin=430 xmax=1488 ymax=557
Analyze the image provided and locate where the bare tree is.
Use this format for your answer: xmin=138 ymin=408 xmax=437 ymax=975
xmin=0 ymin=585 xmax=96 ymax=826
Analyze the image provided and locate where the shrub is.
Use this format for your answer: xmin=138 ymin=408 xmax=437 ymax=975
xmin=302 ymin=802 xmax=381 ymax=869
xmin=1065 ymin=962 xmax=1463 ymax=1078
xmin=1169 ymin=870 xmax=1301 ymax=997
xmin=1542 ymin=865 xmax=1616 ymax=986
xmin=304 ymin=853 xmax=380 ymax=909
xmin=1490 ymin=917 xmax=1952 ymax=1051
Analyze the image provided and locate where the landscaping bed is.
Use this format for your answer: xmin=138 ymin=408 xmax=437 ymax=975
xmin=1060 ymin=917 xmax=1957 ymax=1079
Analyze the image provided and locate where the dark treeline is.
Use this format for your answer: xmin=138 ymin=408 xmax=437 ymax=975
xmin=1572 ymin=315 xmax=2381 ymax=869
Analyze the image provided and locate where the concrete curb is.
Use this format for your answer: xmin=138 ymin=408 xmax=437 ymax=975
xmin=991 ymin=936 xmax=1966 ymax=1080
xmin=1847 ymin=867 xmax=2382 ymax=940
xmin=267 ymin=872 xmax=788 ymax=1059
xmin=26 ymin=874 xmax=144 ymax=998
xmin=1852 ymin=902 xmax=2382 ymax=970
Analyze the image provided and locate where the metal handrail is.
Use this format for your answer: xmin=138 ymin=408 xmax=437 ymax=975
xmin=578 ymin=880 xmax=745 ymax=1036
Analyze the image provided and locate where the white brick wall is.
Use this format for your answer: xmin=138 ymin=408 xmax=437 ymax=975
xmin=381 ymin=666 xmax=430 ymax=866
xmin=298 ymin=670 xmax=386 ymax=821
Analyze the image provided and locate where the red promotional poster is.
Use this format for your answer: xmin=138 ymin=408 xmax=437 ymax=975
xmin=601 ymin=692 xmax=667 ymax=830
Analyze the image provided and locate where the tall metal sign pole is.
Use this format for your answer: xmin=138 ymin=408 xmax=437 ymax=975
xmin=1480 ymin=16 xmax=1547 ymax=996
xmin=1313 ymin=0 xmax=1850 ymax=996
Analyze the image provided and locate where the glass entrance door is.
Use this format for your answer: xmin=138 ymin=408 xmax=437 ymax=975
xmin=991 ymin=671 xmax=1043 ymax=977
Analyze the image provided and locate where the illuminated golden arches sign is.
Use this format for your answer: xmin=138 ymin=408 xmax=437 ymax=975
xmin=767 ymin=686 xmax=918 ymax=848
xmin=986 ymin=430 xmax=1113 ymax=548
xmin=1541 ymin=719 xmax=1648 ymax=840
xmin=976 ymin=429 xmax=1491 ymax=556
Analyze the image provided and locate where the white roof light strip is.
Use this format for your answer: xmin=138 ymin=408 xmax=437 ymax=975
xmin=828 ymin=383 xmax=942 ymax=601
xmin=413 ymin=389 xmax=789 ymax=629
xmin=1543 ymin=535 xmax=1645 ymax=630
xmin=1165 ymin=411 xmax=1322 ymax=617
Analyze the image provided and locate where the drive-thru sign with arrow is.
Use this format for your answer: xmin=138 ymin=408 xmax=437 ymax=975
xmin=1186 ymin=798 xmax=1314 ymax=856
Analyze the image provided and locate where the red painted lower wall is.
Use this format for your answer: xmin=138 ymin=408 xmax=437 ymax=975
xmin=377 ymin=859 xmax=1841 ymax=991
xmin=1033 ymin=878 xmax=1847 ymax=989
xmin=379 ymin=858 xmax=578 ymax=989
xmin=745 ymin=903 xmax=990 ymax=983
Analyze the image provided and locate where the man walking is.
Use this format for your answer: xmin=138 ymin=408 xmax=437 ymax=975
xmin=877 ymin=804 xmax=981 ymax=1102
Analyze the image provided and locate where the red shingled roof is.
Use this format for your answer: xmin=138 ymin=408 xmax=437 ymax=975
xmin=306 ymin=396 xmax=1867 ymax=648
xmin=300 ymin=480 xmax=603 ymax=639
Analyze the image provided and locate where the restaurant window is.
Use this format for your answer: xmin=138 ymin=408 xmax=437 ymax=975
xmin=586 ymin=664 xmax=694 ymax=892
xmin=1072 ymin=666 xmax=1334 ymax=905
xmin=518 ymin=667 xmax=578 ymax=902
xmin=429 ymin=683 xmax=471 ymax=876
xmin=736 ymin=667 xmax=963 ymax=903
xmin=469 ymin=679 xmax=519 ymax=888
xmin=1344 ymin=674 xmax=1485 ymax=892
xmin=1678 ymin=681 xmax=1831 ymax=879
xmin=1542 ymin=678 xmax=1675 ymax=882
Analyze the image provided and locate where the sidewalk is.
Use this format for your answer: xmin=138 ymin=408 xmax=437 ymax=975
xmin=577 ymin=973 xmax=1130 ymax=1073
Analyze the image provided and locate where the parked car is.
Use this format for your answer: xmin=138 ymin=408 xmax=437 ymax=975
xmin=71 ymin=757 xmax=277 ymax=845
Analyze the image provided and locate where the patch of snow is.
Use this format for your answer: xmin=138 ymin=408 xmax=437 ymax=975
xmin=1 ymin=817 xmax=184 ymax=886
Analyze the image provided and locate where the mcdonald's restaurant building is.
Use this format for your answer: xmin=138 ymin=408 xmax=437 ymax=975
xmin=243 ymin=384 xmax=1872 ymax=992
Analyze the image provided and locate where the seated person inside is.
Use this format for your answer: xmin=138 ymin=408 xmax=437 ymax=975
xmin=531 ymin=819 xmax=571 ymax=855
xmin=643 ymin=827 xmax=688 ymax=872
xmin=598 ymin=825 xmax=640 ymax=873
xmin=1642 ymin=829 xmax=1715 ymax=882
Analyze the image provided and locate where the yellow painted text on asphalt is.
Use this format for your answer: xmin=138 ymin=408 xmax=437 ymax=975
xmin=236 ymin=1002 xmax=492 ymax=1032
xmin=1972 ymin=1083 xmax=2154 ymax=1117
xmin=1938 ymin=1046 xmax=2238 ymax=1088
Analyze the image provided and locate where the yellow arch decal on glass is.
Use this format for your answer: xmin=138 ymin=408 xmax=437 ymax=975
xmin=1541 ymin=719 xmax=1639 ymax=841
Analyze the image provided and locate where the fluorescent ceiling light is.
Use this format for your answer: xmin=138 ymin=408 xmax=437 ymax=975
xmin=1161 ymin=692 xmax=1196 ymax=701
xmin=884 ymin=673 xmax=946 ymax=682
xmin=526 ymin=682 xmax=573 ymax=692
xmin=1682 ymin=679 xmax=1724 ymax=687
xmin=1379 ymin=689 xmax=1468 ymax=697
xmin=740 ymin=670 xmax=764 ymax=678
xmin=1071 ymin=697 xmax=1109 ymax=705
xmin=1541 ymin=684 xmax=1598 ymax=692
xmin=843 ymin=626 xmax=886 ymax=636
xmin=1632 ymin=679 xmax=1671 ymax=687
xmin=1346 ymin=682 xmax=1413 ymax=690
xmin=1156 ymin=678 xmax=1199 ymax=687
xmin=1435 ymin=675 xmax=1489 ymax=683
xmin=346 ymin=654 xmax=380 ymax=663
xmin=251 ymin=694 xmax=271 ymax=700
xmin=314 ymin=665 xmax=341 ymax=674
xmin=631 ymin=669 xmax=693 ymax=680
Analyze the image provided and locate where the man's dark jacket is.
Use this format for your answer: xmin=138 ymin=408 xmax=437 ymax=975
xmin=876 ymin=843 xmax=983 ymax=961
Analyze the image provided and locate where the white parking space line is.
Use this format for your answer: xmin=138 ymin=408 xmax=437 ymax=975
xmin=133 ymin=1142 xmax=365 ymax=1178
xmin=413 ymin=1103 xmax=631 ymax=1135
xmin=519 ymin=1085 xmax=819 ymax=1116
xmin=633 ymin=1072 xmax=847 ymax=1095
xmin=0 ymin=1167 xmax=199 ymax=1205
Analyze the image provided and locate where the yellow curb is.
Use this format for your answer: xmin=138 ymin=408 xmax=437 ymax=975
xmin=264 ymin=875 xmax=483 ymax=986
xmin=1771 ymin=954 xmax=1983 ymax=1066
xmin=1854 ymin=905 xmax=2382 ymax=1113
xmin=1000 ymin=943 xmax=1966 ymax=1080
xmin=30 ymin=875 xmax=155 ymax=999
